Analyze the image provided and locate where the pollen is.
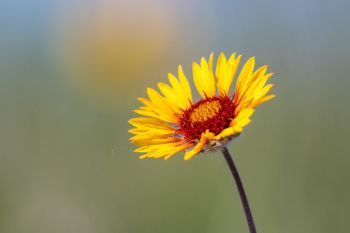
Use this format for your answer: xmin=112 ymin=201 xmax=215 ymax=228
xmin=190 ymin=100 xmax=221 ymax=123
xmin=178 ymin=96 xmax=236 ymax=141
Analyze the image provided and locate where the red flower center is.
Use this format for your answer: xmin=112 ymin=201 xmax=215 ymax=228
xmin=178 ymin=95 xmax=236 ymax=141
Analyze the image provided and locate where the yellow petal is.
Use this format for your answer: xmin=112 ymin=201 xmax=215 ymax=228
xmin=135 ymin=89 xmax=179 ymax=123
xmin=215 ymin=53 xmax=227 ymax=94
xmin=201 ymin=57 xmax=216 ymax=97
xmin=192 ymin=56 xmax=216 ymax=98
xmin=147 ymin=88 xmax=174 ymax=114
xmin=252 ymin=94 xmax=275 ymax=107
xmin=167 ymin=73 xmax=192 ymax=109
xmin=164 ymin=143 xmax=193 ymax=160
xmin=131 ymin=137 xmax=180 ymax=147
xmin=239 ymin=72 xmax=272 ymax=104
xmin=178 ymin=65 xmax=193 ymax=105
xmin=137 ymin=141 xmax=191 ymax=159
xmin=216 ymin=52 xmax=242 ymax=95
xmin=230 ymin=108 xmax=255 ymax=128
xmin=134 ymin=107 xmax=177 ymax=123
xmin=184 ymin=137 xmax=207 ymax=160
xmin=235 ymin=57 xmax=255 ymax=102
xmin=215 ymin=126 xmax=243 ymax=139
xmin=183 ymin=130 xmax=215 ymax=160
xmin=208 ymin=52 xmax=214 ymax=71
xmin=158 ymin=82 xmax=187 ymax=110
xmin=233 ymin=62 xmax=274 ymax=112
xmin=128 ymin=117 xmax=173 ymax=130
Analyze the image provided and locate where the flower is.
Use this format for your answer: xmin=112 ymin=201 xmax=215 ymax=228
xmin=129 ymin=52 xmax=274 ymax=160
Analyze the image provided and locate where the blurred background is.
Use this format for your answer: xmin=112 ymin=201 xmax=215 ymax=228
xmin=0 ymin=0 xmax=349 ymax=232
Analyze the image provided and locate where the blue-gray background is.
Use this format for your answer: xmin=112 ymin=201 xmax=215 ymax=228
xmin=1 ymin=1 xmax=349 ymax=232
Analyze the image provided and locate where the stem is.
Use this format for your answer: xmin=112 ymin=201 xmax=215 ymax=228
xmin=221 ymin=147 xmax=257 ymax=233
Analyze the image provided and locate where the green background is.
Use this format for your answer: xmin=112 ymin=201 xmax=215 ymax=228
xmin=1 ymin=1 xmax=349 ymax=232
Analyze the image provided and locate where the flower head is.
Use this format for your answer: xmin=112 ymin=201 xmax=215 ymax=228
xmin=129 ymin=52 xmax=275 ymax=160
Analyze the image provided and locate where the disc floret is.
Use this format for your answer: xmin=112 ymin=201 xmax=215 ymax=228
xmin=178 ymin=95 xmax=236 ymax=141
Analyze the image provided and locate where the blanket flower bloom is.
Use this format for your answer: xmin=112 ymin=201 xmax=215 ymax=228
xmin=129 ymin=52 xmax=274 ymax=160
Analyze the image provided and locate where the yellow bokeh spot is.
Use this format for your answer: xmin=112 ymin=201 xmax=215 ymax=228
xmin=53 ymin=1 xmax=178 ymax=106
